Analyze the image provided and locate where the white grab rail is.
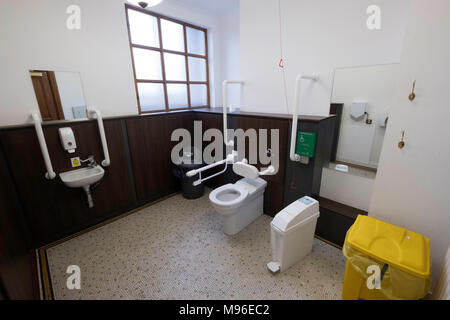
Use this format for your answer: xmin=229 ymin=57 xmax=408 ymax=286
xmin=233 ymin=158 xmax=276 ymax=178
xmin=186 ymin=151 xmax=237 ymax=186
xmin=223 ymin=80 xmax=244 ymax=147
xmin=185 ymin=80 xmax=244 ymax=186
xmin=31 ymin=113 xmax=56 ymax=180
xmin=259 ymin=165 xmax=276 ymax=176
xmin=87 ymin=108 xmax=110 ymax=167
xmin=290 ymin=74 xmax=318 ymax=162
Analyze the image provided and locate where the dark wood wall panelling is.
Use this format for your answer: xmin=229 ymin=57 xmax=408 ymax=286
xmin=233 ymin=115 xmax=289 ymax=216
xmin=0 ymin=120 xmax=135 ymax=247
xmin=329 ymin=103 xmax=344 ymax=162
xmin=315 ymin=196 xmax=368 ymax=247
xmin=0 ymin=143 xmax=39 ymax=299
xmin=0 ymin=112 xmax=193 ymax=249
xmin=126 ymin=112 xmax=195 ymax=203
xmin=193 ymin=113 xmax=239 ymax=190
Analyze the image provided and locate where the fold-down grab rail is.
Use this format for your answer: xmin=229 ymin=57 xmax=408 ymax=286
xmin=87 ymin=108 xmax=110 ymax=167
xmin=31 ymin=113 xmax=56 ymax=180
xmin=290 ymin=74 xmax=319 ymax=162
xmin=186 ymin=152 xmax=237 ymax=186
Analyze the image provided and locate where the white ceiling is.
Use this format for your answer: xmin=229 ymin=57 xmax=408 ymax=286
xmin=170 ymin=0 xmax=239 ymax=15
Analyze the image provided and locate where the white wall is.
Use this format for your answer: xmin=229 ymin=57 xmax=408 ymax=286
xmin=219 ymin=9 xmax=241 ymax=109
xmin=54 ymin=71 xmax=86 ymax=120
xmin=370 ymin=0 xmax=450 ymax=285
xmin=320 ymin=167 xmax=374 ymax=211
xmin=240 ymin=0 xmax=411 ymax=116
xmin=0 ymin=0 xmax=238 ymax=126
xmin=0 ymin=0 xmax=136 ymax=126
xmin=149 ymin=0 xmax=229 ymax=110
xmin=332 ymin=64 xmax=399 ymax=167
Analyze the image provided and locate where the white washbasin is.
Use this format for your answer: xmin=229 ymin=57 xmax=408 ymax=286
xmin=60 ymin=165 xmax=105 ymax=188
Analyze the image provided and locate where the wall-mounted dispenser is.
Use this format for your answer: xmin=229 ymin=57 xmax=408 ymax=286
xmin=59 ymin=127 xmax=77 ymax=153
xmin=350 ymin=102 xmax=367 ymax=121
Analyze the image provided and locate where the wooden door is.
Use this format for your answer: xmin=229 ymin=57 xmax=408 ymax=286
xmin=30 ymin=71 xmax=65 ymax=121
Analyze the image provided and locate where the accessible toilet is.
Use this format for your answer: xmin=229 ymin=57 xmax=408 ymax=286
xmin=209 ymin=177 xmax=267 ymax=235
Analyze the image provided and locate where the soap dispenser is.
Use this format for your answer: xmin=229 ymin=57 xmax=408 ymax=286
xmin=59 ymin=127 xmax=77 ymax=153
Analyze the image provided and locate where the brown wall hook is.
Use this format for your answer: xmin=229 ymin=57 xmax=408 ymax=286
xmin=398 ymin=131 xmax=406 ymax=149
xmin=409 ymin=80 xmax=416 ymax=101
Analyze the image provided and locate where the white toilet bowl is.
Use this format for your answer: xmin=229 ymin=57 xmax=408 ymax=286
xmin=209 ymin=177 xmax=267 ymax=235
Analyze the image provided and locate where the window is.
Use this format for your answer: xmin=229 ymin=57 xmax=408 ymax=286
xmin=125 ymin=5 xmax=210 ymax=113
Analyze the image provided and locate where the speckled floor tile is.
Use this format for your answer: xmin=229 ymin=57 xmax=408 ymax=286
xmin=46 ymin=191 xmax=346 ymax=300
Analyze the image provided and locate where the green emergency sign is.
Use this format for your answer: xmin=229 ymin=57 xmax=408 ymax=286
xmin=296 ymin=132 xmax=317 ymax=158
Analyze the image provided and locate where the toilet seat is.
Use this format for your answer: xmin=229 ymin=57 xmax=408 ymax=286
xmin=209 ymin=178 xmax=267 ymax=235
xmin=209 ymin=184 xmax=248 ymax=209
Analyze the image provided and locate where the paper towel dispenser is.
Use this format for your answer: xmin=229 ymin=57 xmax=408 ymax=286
xmin=350 ymin=102 xmax=367 ymax=121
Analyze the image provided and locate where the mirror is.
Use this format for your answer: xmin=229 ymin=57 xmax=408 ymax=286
xmin=331 ymin=64 xmax=400 ymax=169
xmin=29 ymin=70 xmax=87 ymax=122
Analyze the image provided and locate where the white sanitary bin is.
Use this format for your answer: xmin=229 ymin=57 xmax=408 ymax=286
xmin=267 ymin=196 xmax=320 ymax=273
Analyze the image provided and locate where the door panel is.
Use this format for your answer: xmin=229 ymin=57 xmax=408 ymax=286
xmin=30 ymin=71 xmax=64 ymax=121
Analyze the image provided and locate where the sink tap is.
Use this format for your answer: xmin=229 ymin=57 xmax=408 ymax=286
xmin=80 ymin=155 xmax=97 ymax=168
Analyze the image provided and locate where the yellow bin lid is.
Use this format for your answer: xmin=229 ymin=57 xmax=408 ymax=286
xmin=347 ymin=215 xmax=430 ymax=278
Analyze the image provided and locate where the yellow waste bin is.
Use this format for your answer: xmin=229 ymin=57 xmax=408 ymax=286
xmin=342 ymin=215 xmax=431 ymax=300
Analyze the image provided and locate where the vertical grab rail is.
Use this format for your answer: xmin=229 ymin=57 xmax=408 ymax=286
xmin=290 ymin=74 xmax=318 ymax=162
xmin=87 ymin=108 xmax=110 ymax=167
xmin=186 ymin=80 xmax=244 ymax=185
xmin=31 ymin=113 xmax=56 ymax=180
xmin=222 ymin=80 xmax=244 ymax=147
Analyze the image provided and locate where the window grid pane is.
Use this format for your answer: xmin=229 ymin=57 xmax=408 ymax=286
xmin=190 ymin=84 xmax=208 ymax=107
xmin=161 ymin=19 xmax=185 ymax=52
xmin=167 ymin=84 xmax=188 ymax=109
xmin=137 ymin=82 xmax=165 ymax=112
xmin=133 ymin=48 xmax=162 ymax=80
xmin=128 ymin=9 xmax=160 ymax=48
xmin=164 ymin=52 xmax=187 ymax=81
xmin=186 ymin=27 xmax=206 ymax=56
xmin=127 ymin=6 xmax=210 ymax=113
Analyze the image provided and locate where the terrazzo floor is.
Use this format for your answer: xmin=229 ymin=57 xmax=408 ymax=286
xmin=45 ymin=191 xmax=346 ymax=300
